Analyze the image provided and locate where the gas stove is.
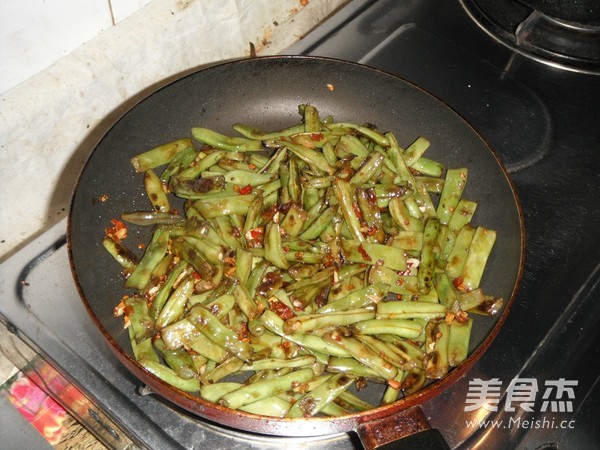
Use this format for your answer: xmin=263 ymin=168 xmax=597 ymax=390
xmin=1 ymin=1 xmax=599 ymax=449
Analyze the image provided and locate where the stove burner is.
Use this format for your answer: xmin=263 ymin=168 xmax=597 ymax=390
xmin=461 ymin=0 xmax=600 ymax=73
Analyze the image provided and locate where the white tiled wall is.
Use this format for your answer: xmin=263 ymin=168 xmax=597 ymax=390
xmin=0 ymin=0 xmax=153 ymax=93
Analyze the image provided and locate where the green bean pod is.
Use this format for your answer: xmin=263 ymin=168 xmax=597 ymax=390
xmin=187 ymin=305 xmax=253 ymax=362
xmin=376 ymin=301 xmax=447 ymax=320
xmin=436 ymin=168 xmax=468 ymax=225
xmin=264 ymin=222 xmax=290 ymax=269
xmin=424 ymin=321 xmax=450 ymax=379
xmin=322 ymin=333 xmax=398 ymax=380
xmin=448 ymin=317 xmax=473 ymax=367
xmin=403 ymin=136 xmax=431 ymax=167
xmin=191 ymin=127 xmax=263 ymax=152
xmin=445 ymin=224 xmax=476 ymax=279
xmin=353 ymin=318 xmax=422 ymax=339
xmin=286 ymin=373 xmax=354 ymax=418
xmin=102 ymin=236 xmax=138 ymax=270
xmin=218 ymin=368 xmax=315 ymax=409
xmin=317 ymin=283 xmax=389 ymax=313
xmin=139 ymin=358 xmax=201 ymax=392
xmin=418 ymin=216 xmax=441 ymax=294
xmin=155 ymin=274 xmax=195 ymax=329
xmin=341 ymin=239 xmax=407 ymax=272
xmin=131 ymin=138 xmax=193 ymax=173
xmin=144 ymin=169 xmax=170 ymax=212
xmin=283 ymin=309 xmax=375 ymax=335
xmin=332 ymin=178 xmax=365 ymax=242
xmin=457 ymin=226 xmax=497 ymax=292
xmin=125 ymin=226 xmax=170 ymax=290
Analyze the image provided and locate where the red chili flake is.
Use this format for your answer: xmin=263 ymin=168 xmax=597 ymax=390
xmin=224 ymin=256 xmax=236 ymax=266
xmin=352 ymin=203 xmax=363 ymax=220
xmin=365 ymin=226 xmax=378 ymax=236
xmin=453 ymin=276 xmax=466 ymax=292
xmin=247 ymin=227 xmax=264 ymax=240
xmin=237 ymin=322 xmax=250 ymax=342
xmin=323 ymin=252 xmax=334 ymax=267
xmin=261 ymin=204 xmax=278 ymax=221
xmin=248 ymin=163 xmax=257 ymax=170
xmin=269 ymin=298 xmax=295 ymax=320
xmin=238 ymin=184 xmax=253 ymax=195
xmin=310 ymin=133 xmax=324 ymax=141
xmin=193 ymin=272 xmax=202 ymax=280
xmin=105 ymin=219 xmax=127 ymax=241
xmin=357 ymin=244 xmax=372 ymax=261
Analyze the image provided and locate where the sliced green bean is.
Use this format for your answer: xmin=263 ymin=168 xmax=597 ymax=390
xmin=436 ymin=168 xmax=468 ymax=225
xmin=410 ymin=157 xmax=444 ymax=177
xmin=125 ymin=226 xmax=170 ymax=290
xmin=317 ymin=283 xmax=389 ymax=313
xmin=325 ymin=357 xmax=385 ymax=381
xmin=424 ymin=321 xmax=450 ymax=379
xmin=322 ymin=333 xmax=398 ymax=380
xmin=403 ymin=136 xmax=431 ymax=167
xmin=283 ymin=308 xmax=375 ymax=334
xmin=139 ymin=358 xmax=201 ymax=392
xmin=287 ymin=373 xmax=354 ymax=418
xmin=368 ymin=266 xmax=419 ymax=296
xmin=376 ymin=301 xmax=447 ymax=320
xmin=264 ymin=222 xmax=289 ymax=270
xmin=328 ymin=123 xmax=389 ymax=147
xmin=144 ymin=169 xmax=170 ymax=212
xmin=102 ymin=236 xmax=138 ymax=270
xmin=240 ymin=396 xmax=292 ymax=417
xmin=332 ymin=178 xmax=364 ymax=242
xmin=191 ymin=194 xmax=256 ymax=219
xmin=418 ymin=217 xmax=440 ymax=294
xmin=353 ymin=318 xmax=422 ymax=339
xmin=445 ymin=224 xmax=476 ymax=279
xmin=191 ymin=127 xmax=263 ymax=152
xmin=277 ymin=140 xmax=335 ymax=175
xmin=187 ymin=305 xmax=253 ymax=362
xmin=341 ymin=239 xmax=407 ymax=272
xmin=457 ymin=226 xmax=497 ymax=292
xmin=218 ymin=368 xmax=314 ymax=409
xmin=155 ymin=274 xmax=195 ymax=329
xmin=131 ymin=138 xmax=193 ymax=173
xmin=448 ymin=317 xmax=473 ymax=367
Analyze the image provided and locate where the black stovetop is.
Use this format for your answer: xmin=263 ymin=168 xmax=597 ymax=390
xmin=1 ymin=1 xmax=599 ymax=449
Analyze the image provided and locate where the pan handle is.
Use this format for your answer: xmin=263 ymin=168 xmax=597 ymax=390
xmin=355 ymin=405 xmax=450 ymax=450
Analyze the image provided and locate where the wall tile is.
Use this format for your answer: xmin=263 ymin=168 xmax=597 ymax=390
xmin=109 ymin=0 xmax=154 ymax=23
xmin=0 ymin=0 xmax=113 ymax=92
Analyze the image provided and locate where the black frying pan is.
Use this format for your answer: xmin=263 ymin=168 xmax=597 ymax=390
xmin=68 ymin=56 xmax=524 ymax=448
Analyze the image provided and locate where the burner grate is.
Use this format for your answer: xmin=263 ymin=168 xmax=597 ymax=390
xmin=462 ymin=0 xmax=600 ymax=74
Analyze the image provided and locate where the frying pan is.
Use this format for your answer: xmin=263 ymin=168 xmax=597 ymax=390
xmin=68 ymin=56 xmax=524 ymax=448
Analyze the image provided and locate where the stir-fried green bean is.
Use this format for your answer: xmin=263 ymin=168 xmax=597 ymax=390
xmin=105 ymin=104 xmax=503 ymax=417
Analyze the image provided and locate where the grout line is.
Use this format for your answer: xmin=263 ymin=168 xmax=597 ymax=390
xmin=108 ymin=0 xmax=116 ymax=26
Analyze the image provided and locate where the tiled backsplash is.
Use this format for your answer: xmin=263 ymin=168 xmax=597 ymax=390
xmin=0 ymin=0 xmax=153 ymax=93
